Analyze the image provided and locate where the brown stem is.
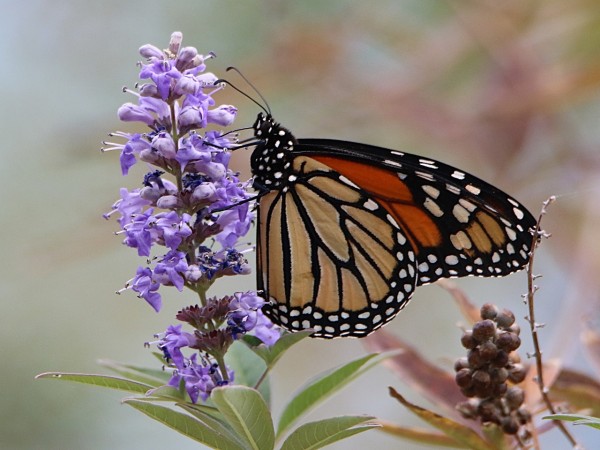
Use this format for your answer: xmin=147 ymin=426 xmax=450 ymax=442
xmin=526 ymin=196 xmax=578 ymax=448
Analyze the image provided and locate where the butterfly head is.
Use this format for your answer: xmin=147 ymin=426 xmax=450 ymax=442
xmin=251 ymin=112 xmax=297 ymax=190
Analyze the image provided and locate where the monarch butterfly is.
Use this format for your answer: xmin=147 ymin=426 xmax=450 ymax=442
xmin=249 ymin=112 xmax=536 ymax=339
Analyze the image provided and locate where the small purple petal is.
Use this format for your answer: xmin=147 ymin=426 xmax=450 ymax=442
xmin=139 ymin=44 xmax=164 ymax=59
xmin=154 ymin=250 xmax=188 ymax=291
xmin=118 ymin=103 xmax=155 ymax=126
xmin=131 ymin=266 xmax=162 ymax=311
xmin=152 ymin=131 xmax=176 ymax=159
xmin=207 ymin=105 xmax=237 ymax=126
xmin=123 ymin=209 xmax=157 ymax=256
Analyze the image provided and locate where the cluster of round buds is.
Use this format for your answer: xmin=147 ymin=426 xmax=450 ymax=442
xmin=455 ymin=303 xmax=531 ymax=436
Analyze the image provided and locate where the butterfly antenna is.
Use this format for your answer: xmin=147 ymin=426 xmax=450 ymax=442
xmin=226 ymin=66 xmax=272 ymax=115
xmin=215 ymin=78 xmax=269 ymax=116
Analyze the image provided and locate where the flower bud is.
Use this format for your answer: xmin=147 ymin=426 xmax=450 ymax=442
xmin=454 ymin=357 xmax=469 ymax=372
xmin=501 ymin=417 xmax=520 ymax=434
xmin=118 ymin=103 xmax=155 ymax=126
xmin=480 ymin=303 xmax=499 ymax=320
xmin=461 ymin=330 xmax=477 ymax=349
xmin=492 ymin=350 xmax=509 ymax=368
xmin=472 ymin=319 xmax=496 ymax=342
xmin=139 ymin=148 xmax=160 ymax=164
xmin=175 ymin=46 xmax=199 ymax=70
xmin=477 ymin=400 xmax=499 ymax=423
xmin=152 ymin=132 xmax=177 ymax=159
xmin=496 ymin=309 xmax=515 ymax=328
xmin=208 ymin=105 xmax=238 ymax=126
xmin=455 ymin=368 xmax=472 ymax=388
xmin=508 ymin=364 xmax=527 ymax=383
xmin=496 ymin=332 xmax=521 ymax=352
xmin=175 ymin=74 xmax=202 ymax=96
xmin=191 ymin=183 xmax=217 ymax=202
xmin=505 ymin=387 xmax=525 ymax=410
xmin=156 ymin=195 xmax=182 ymax=209
xmin=139 ymin=44 xmax=164 ymax=59
xmin=139 ymin=83 xmax=160 ymax=98
xmin=479 ymin=341 xmax=498 ymax=362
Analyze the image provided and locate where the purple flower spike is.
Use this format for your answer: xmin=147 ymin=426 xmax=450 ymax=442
xmin=106 ymin=33 xmax=268 ymax=398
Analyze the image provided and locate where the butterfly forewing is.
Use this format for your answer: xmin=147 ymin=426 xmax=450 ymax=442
xmin=296 ymin=139 xmax=536 ymax=286
xmin=258 ymin=155 xmax=416 ymax=338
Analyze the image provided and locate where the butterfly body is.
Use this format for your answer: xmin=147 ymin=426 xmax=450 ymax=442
xmin=250 ymin=113 xmax=535 ymax=338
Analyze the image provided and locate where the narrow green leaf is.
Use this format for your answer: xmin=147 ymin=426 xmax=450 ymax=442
xmin=35 ymin=372 xmax=152 ymax=394
xmin=242 ymin=330 xmax=313 ymax=368
xmin=543 ymin=413 xmax=600 ymax=430
xmin=97 ymin=359 xmax=171 ymax=386
xmin=146 ymin=385 xmax=186 ymax=401
xmin=277 ymin=353 xmax=382 ymax=438
xmin=280 ymin=415 xmax=378 ymax=450
xmin=211 ymin=385 xmax=275 ymax=450
xmin=179 ymin=402 xmax=226 ymax=425
xmin=178 ymin=403 xmax=237 ymax=440
xmin=125 ymin=399 xmax=245 ymax=450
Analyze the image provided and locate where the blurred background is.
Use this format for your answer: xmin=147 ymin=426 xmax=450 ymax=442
xmin=3 ymin=0 xmax=600 ymax=448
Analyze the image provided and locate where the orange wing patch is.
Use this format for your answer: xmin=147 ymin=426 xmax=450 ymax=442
xmin=311 ymin=155 xmax=442 ymax=253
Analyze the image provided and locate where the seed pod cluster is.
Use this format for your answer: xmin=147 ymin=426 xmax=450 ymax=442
xmin=455 ymin=303 xmax=530 ymax=435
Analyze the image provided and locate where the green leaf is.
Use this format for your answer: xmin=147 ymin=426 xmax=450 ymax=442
xmin=146 ymin=385 xmax=186 ymax=401
xmin=277 ymin=353 xmax=382 ymax=438
xmin=211 ymin=385 xmax=275 ymax=450
xmin=178 ymin=403 xmax=236 ymax=441
xmin=280 ymin=415 xmax=379 ymax=450
xmin=226 ymin=341 xmax=271 ymax=403
xmin=125 ymin=399 xmax=245 ymax=450
xmin=35 ymin=372 xmax=153 ymax=394
xmin=97 ymin=359 xmax=171 ymax=386
xmin=179 ymin=402 xmax=227 ymax=425
xmin=242 ymin=330 xmax=313 ymax=368
xmin=543 ymin=413 xmax=600 ymax=430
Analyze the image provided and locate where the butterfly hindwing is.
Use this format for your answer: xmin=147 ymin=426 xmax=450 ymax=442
xmin=258 ymin=154 xmax=417 ymax=338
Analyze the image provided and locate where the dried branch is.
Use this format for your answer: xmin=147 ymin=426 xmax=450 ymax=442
xmin=525 ymin=196 xmax=579 ymax=448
